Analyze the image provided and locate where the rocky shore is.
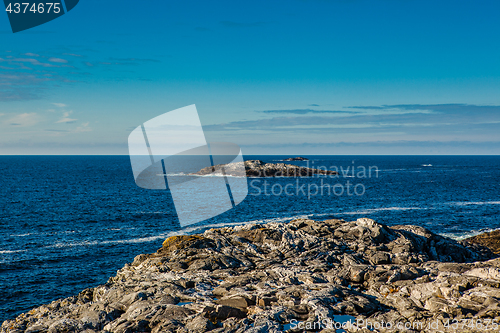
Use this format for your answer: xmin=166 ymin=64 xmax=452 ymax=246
xmin=282 ymin=157 xmax=309 ymax=162
xmin=3 ymin=218 xmax=500 ymax=333
xmin=192 ymin=160 xmax=337 ymax=177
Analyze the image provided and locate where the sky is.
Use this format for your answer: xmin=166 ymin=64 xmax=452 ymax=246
xmin=0 ymin=0 xmax=499 ymax=155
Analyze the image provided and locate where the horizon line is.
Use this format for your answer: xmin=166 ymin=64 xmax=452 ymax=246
xmin=0 ymin=154 xmax=499 ymax=157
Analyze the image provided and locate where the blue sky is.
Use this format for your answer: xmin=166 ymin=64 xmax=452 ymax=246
xmin=0 ymin=0 xmax=499 ymax=154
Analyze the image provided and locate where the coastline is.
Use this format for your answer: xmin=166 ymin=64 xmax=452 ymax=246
xmin=2 ymin=218 xmax=500 ymax=333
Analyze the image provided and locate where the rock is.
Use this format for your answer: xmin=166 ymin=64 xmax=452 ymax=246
xmin=283 ymin=157 xmax=309 ymax=161
xmin=159 ymin=305 xmax=195 ymax=320
xmin=237 ymin=228 xmax=282 ymax=246
xmin=216 ymin=296 xmax=255 ymax=310
xmin=290 ymin=304 xmax=310 ymax=320
xmin=203 ymin=305 xmax=247 ymax=320
xmin=369 ymin=252 xmax=391 ymax=265
xmin=160 ymin=235 xmax=215 ymax=254
xmin=465 ymin=267 xmax=500 ymax=281
xmin=424 ymin=297 xmax=452 ymax=313
xmin=257 ymin=296 xmax=278 ymax=307
xmin=184 ymin=315 xmax=216 ymax=332
xmin=159 ymin=295 xmax=180 ymax=305
xmin=349 ymin=265 xmax=367 ymax=283
xmin=47 ymin=319 xmax=82 ymax=333
xmin=464 ymin=230 xmax=500 ymax=254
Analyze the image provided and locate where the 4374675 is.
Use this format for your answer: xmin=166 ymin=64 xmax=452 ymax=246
xmin=6 ymin=2 xmax=62 ymax=14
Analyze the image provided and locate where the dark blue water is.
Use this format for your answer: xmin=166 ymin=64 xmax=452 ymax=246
xmin=1 ymin=155 xmax=499 ymax=322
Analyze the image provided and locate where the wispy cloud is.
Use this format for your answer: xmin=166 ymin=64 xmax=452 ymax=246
xmin=108 ymin=57 xmax=161 ymax=63
xmin=45 ymin=129 xmax=69 ymax=132
xmin=208 ymin=104 xmax=500 ymax=131
xmin=348 ymin=104 xmax=500 ymax=114
xmin=0 ymin=49 xmax=160 ymax=102
xmin=220 ymin=21 xmax=268 ymax=28
xmin=52 ymin=103 xmax=67 ymax=108
xmin=48 ymin=57 xmax=68 ymax=64
xmin=260 ymin=109 xmax=359 ymax=115
xmin=0 ymin=73 xmax=51 ymax=101
xmin=74 ymin=122 xmax=92 ymax=133
xmin=56 ymin=111 xmax=78 ymax=124
xmin=239 ymin=140 xmax=500 ymax=155
xmin=7 ymin=57 xmax=59 ymax=67
xmin=202 ymin=103 xmax=500 ymax=153
xmin=6 ymin=113 xmax=40 ymax=127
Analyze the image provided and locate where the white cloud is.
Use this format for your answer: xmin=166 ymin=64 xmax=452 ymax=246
xmin=9 ymin=58 xmax=58 ymax=67
xmin=56 ymin=111 xmax=78 ymax=124
xmin=52 ymin=103 xmax=67 ymax=108
xmin=74 ymin=122 xmax=92 ymax=133
xmin=48 ymin=57 xmax=68 ymax=64
xmin=7 ymin=113 xmax=40 ymax=127
xmin=24 ymin=53 xmax=39 ymax=57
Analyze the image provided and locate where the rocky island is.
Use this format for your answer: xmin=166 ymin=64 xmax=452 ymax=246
xmin=282 ymin=157 xmax=309 ymax=162
xmin=3 ymin=217 xmax=500 ymax=333
xmin=192 ymin=160 xmax=337 ymax=177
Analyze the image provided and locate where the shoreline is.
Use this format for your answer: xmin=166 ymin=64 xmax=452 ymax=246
xmin=2 ymin=217 xmax=500 ymax=333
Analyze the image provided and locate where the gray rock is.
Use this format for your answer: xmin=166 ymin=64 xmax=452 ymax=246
xmin=203 ymin=305 xmax=247 ymax=320
xmin=185 ymin=315 xmax=216 ymax=332
xmin=216 ymin=296 xmax=255 ymax=310
xmin=369 ymin=252 xmax=391 ymax=265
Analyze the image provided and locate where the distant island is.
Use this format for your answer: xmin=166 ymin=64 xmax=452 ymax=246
xmin=191 ymin=159 xmax=336 ymax=177
xmin=283 ymin=157 xmax=309 ymax=161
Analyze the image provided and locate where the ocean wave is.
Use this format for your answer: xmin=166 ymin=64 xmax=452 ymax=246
xmin=136 ymin=211 xmax=170 ymax=214
xmin=10 ymin=230 xmax=78 ymax=237
xmin=179 ymin=216 xmax=306 ymax=235
xmin=441 ymin=228 xmax=500 ymax=241
xmin=165 ymin=173 xmax=246 ymax=178
xmin=44 ymin=220 xmax=274 ymax=249
xmin=199 ymin=174 xmax=245 ymax=178
xmin=0 ymin=250 xmax=27 ymax=254
xmin=47 ymin=233 xmax=171 ymax=248
xmin=448 ymin=201 xmax=500 ymax=206
xmin=337 ymin=207 xmax=424 ymax=215
xmin=174 ymin=215 xmax=317 ymax=237
xmin=422 ymin=164 xmax=432 ymax=167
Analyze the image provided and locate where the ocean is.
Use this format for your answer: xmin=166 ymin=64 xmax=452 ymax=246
xmin=1 ymin=155 xmax=499 ymax=322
